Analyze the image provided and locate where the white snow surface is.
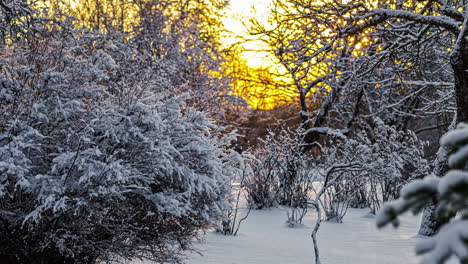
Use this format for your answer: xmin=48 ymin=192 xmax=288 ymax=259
xmin=169 ymin=206 xmax=456 ymax=264
xmin=130 ymin=200 xmax=462 ymax=264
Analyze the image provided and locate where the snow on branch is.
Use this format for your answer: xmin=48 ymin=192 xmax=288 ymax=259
xmin=376 ymin=177 xmax=439 ymax=228
xmin=416 ymin=220 xmax=468 ymax=264
xmin=432 ymin=0 xmax=465 ymax=22
xmin=452 ymin=8 xmax=468 ymax=57
xmin=344 ymin=9 xmax=461 ymax=36
xmin=302 ymin=127 xmax=349 ymax=140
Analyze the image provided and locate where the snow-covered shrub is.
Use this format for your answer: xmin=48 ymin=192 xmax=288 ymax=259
xmin=360 ymin=119 xmax=429 ymax=214
xmin=245 ymin=148 xmax=281 ymax=209
xmin=0 ymin=39 xmax=241 ymax=264
xmin=243 ymin=129 xmax=316 ymax=226
xmin=272 ymin=129 xmax=312 ymax=207
xmin=311 ymin=119 xmax=429 ymax=221
xmin=320 ymin=119 xmax=429 ymax=216
xmin=244 ymin=131 xmax=283 ymax=209
xmin=245 ymin=129 xmax=313 ymax=213
xmin=377 ymin=123 xmax=468 ymax=264
xmin=322 ymin=183 xmax=352 ymax=222
xmin=284 ymin=162 xmax=315 ymax=227
xmin=283 ymin=150 xmax=316 ymax=227
xmin=314 ymin=139 xmax=365 ymax=223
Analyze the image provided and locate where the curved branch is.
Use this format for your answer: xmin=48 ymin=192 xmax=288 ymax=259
xmin=344 ymin=9 xmax=461 ymax=36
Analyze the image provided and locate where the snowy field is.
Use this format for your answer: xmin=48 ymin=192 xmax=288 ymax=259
xmin=179 ymin=207 xmax=444 ymax=264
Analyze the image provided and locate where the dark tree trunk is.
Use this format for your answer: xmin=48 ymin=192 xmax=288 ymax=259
xmin=418 ymin=143 xmax=450 ymax=236
xmin=453 ymin=44 xmax=468 ymax=123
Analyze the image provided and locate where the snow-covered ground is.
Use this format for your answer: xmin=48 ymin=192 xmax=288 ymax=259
xmin=184 ymin=206 xmax=426 ymax=264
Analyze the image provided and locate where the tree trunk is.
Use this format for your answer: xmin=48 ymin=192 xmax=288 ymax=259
xmin=452 ymin=44 xmax=468 ymax=124
xmin=418 ymin=138 xmax=451 ymax=235
xmin=419 ymin=199 xmax=443 ymax=236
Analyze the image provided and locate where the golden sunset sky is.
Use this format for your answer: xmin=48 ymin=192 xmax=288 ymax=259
xmin=222 ymin=0 xmax=275 ymax=68
xmin=221 ymin=0 xmax=297 ymax=109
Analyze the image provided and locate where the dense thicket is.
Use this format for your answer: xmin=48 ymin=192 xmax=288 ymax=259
xmin=0 ymin=0 xmax=244 ymax=263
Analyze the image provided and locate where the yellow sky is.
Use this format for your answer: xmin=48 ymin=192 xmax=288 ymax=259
xmin=221 ymin=0 xmax=297 ymax=110
xmin=222 ymin=0 xmax=275 ymax=69
xmin=220 ymin=0 xmax=379 ymax=110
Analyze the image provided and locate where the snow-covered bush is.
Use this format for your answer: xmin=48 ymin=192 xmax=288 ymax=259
xmin=245 ymin=129 xmax=313 ymax=213
xmin=313 ymin=139 xmax=365 ymax=223
xmin=283 ymin=150 xmax=315 ymax=227
xmin=308 ymin=126 xmax=426 ymax=263
xmin=244 ymin=131 xmax=282 ymax=209
xmin=312 ymin=119 xmax=429 ymax=221
xmin=377 ymin=123 xmax=468 ymax=264
xmin=273 ymin=129 xmax=312 ymax=207
xmin=284 ymin=160 xmax=315 ymax=227
xmin=243 ymin=129 xmax=317 ymax=226
xmin=245 ymin=148 xmax=281 ymax=209
xmin=0 ymin=37 xmax=241 ymax=264
xmin=360 ymin=119 xmax=429 ymax=214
